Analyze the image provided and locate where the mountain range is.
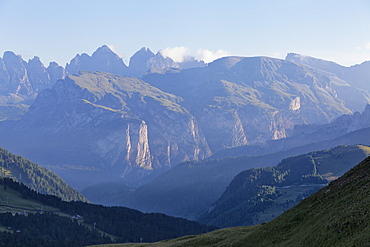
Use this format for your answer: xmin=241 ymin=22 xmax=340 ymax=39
xmin=2 ymin=46 xmax=370 ymax=245
xmin=0 ymin=45 xmax=202 ymax=115
xmin=1 ymin=46 xmax=370 ymax=190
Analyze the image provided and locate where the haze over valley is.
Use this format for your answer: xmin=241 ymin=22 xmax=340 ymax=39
xmin=1 ymin=1 xmax=370 ymax=246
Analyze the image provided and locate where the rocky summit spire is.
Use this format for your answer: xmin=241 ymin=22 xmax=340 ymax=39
xmin=65 ymin=45 xmax=129 ymax=76
xmin=128 ymin=47 xmax=156 ymax=77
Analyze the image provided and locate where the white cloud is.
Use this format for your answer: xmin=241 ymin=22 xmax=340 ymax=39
xmin=160 ymin=46 xmax=231 ymax=63
xmin=160 ymin=46 xmax=189 ymax=63
xmin=195 ymin=49 xmax=231 ymax=63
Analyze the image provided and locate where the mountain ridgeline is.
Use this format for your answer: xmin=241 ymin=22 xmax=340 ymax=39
xmin=0 ymin=147 xmax=86 ymax=202
xmin=1 ymin=46 xmax=370 ymax=188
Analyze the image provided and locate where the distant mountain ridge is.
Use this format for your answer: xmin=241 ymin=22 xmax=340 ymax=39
xmin=1 ymin=46 xmax=370 ymax=189
xmin=212 ymin=103 xmax=370 ymax=160
xmin=0 ymin=45 xmax=206 ymax=121
xmin=0 ymin=52 xmax=66 ymax=103
xmin=143 ymin=55 xmax=369 ymax=147
xmin=66 ymin=45 xmax=130 ymax=76
xmin=286 ymin=52 xmax=370 ymax=93
xmin=0 ymin=71 xmax=211 ymax=187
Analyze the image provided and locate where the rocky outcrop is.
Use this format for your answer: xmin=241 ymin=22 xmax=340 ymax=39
xmin=143 ymin=56 xmax=365 ymax=152
xmin=147 ymin=51 xmax=179 ymax=70
xmin=286 ymin=53 xmax=370 ymax=108
xmin=4 ymin=71 xmax=210 ymax=186
xmin=1 ymin=50 xmax=369 ymax=188
xmin=2 ymin=51 xmax=33 ymax=99
xmin=129 ymin=47 xmax=156 ymax=77
xmin=65 ymin=45 xmax=130 ymax=76
xmin=128 ymin=47 xmax=179 ymax=77
xmin=292 ymin=104 xmax=370 ymax=138
xmin=177 ymin=57 xmax=207 ymax=69
xmin=0 ymin=52 xmax=66 ymax=105
xmin=47 ymin=61 xmax=67 ymax=84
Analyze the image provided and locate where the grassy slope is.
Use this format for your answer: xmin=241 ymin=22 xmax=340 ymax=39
xmin=96 ymin=155 xmax=370 ymax=247
xmin=0 ymin=185 xmax=59 ymax=215
xmin=70 ymin=71 xmax=186 ymax=113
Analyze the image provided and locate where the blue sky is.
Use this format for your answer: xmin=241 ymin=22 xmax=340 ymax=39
xmin=1 ymin=0 xmax=370 ymax=66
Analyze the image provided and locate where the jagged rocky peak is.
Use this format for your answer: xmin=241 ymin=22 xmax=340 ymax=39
xmin=285 ymin=53 xmax=320 ymax=65
xmin=25 ymin=56 xmax=52 ymax=91
xmin=128 ymin=47 xmax=156 ymax=77
xmin=128 ymin=48 xmax=180 ymax=77
xmin=177 ymin=57 xmax=207 ymax=69
xmin=149 ymin=51 xmax=179 ymax=69
xmin=65 ymin=45 xmax=129 ymax=76
xmin=47 ymin=61 xmax=68 ymax=83
xmin=0 ymin=52 xmax=63 ymax=105
xmin=1 ymin=51 xmax=32 ymax=96
xmin=3 ymin=51 xmax=26 ymax=72
xmin=129 ymin=47 xmax=155 ymax=65
xmin=91 ymin=45 xmax=120 ymax=60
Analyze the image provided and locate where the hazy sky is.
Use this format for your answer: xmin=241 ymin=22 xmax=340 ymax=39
xmin=1 ymin=0 xmax=370 ymax=66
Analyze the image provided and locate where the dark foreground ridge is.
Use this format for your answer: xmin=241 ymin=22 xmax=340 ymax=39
xmin=0 ymin=178 xmax=216 ymax=247
xmin=108 ymin=155 xmax=370 ymax=247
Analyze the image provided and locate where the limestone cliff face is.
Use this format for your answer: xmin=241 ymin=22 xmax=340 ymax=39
xmin=143 ymin=56 xmax=362 ymax=152
xmin=0 ymin=52 xmax=66 ymax=105
xmin=1 ymin=51 xmax=33 ymax=99
xmin=198 ymin=106 xmax=248 ymax=151
xmin=291 ymin=104 xmax=370 ymax=139
xmin=10 ymin=71 xmax=210 ymax=184
xmin=1 ymin=53 xmax=369 ymax=188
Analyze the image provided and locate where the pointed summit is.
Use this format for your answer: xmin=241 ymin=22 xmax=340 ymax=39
xmin=47 ymin=61 xmax=67 ymax=83
xmin=92 ymin=45 xmax=117 ymax=58
xmin=147 ymin=51 xmax=179 ymax=70
xmin=65 ymin=45 xmax=129 ymax=76
xmin=129 ymin=47 xmax=155 ymax=77
xmin=2 ymin=51 xmax=32 ymax=96
xmin=25 ymin=56 xmax=52 ymax=92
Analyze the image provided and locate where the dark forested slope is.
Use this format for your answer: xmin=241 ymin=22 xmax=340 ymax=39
xmin=110 ymin=153 xmax=370 ymax=247
xmin=0 ymin=178 xmax=216 ymax=247
xmin=0 ymin=147 xmax=86 ymax=202
xmin=198 ymin=145 xmax=370 ymax=227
